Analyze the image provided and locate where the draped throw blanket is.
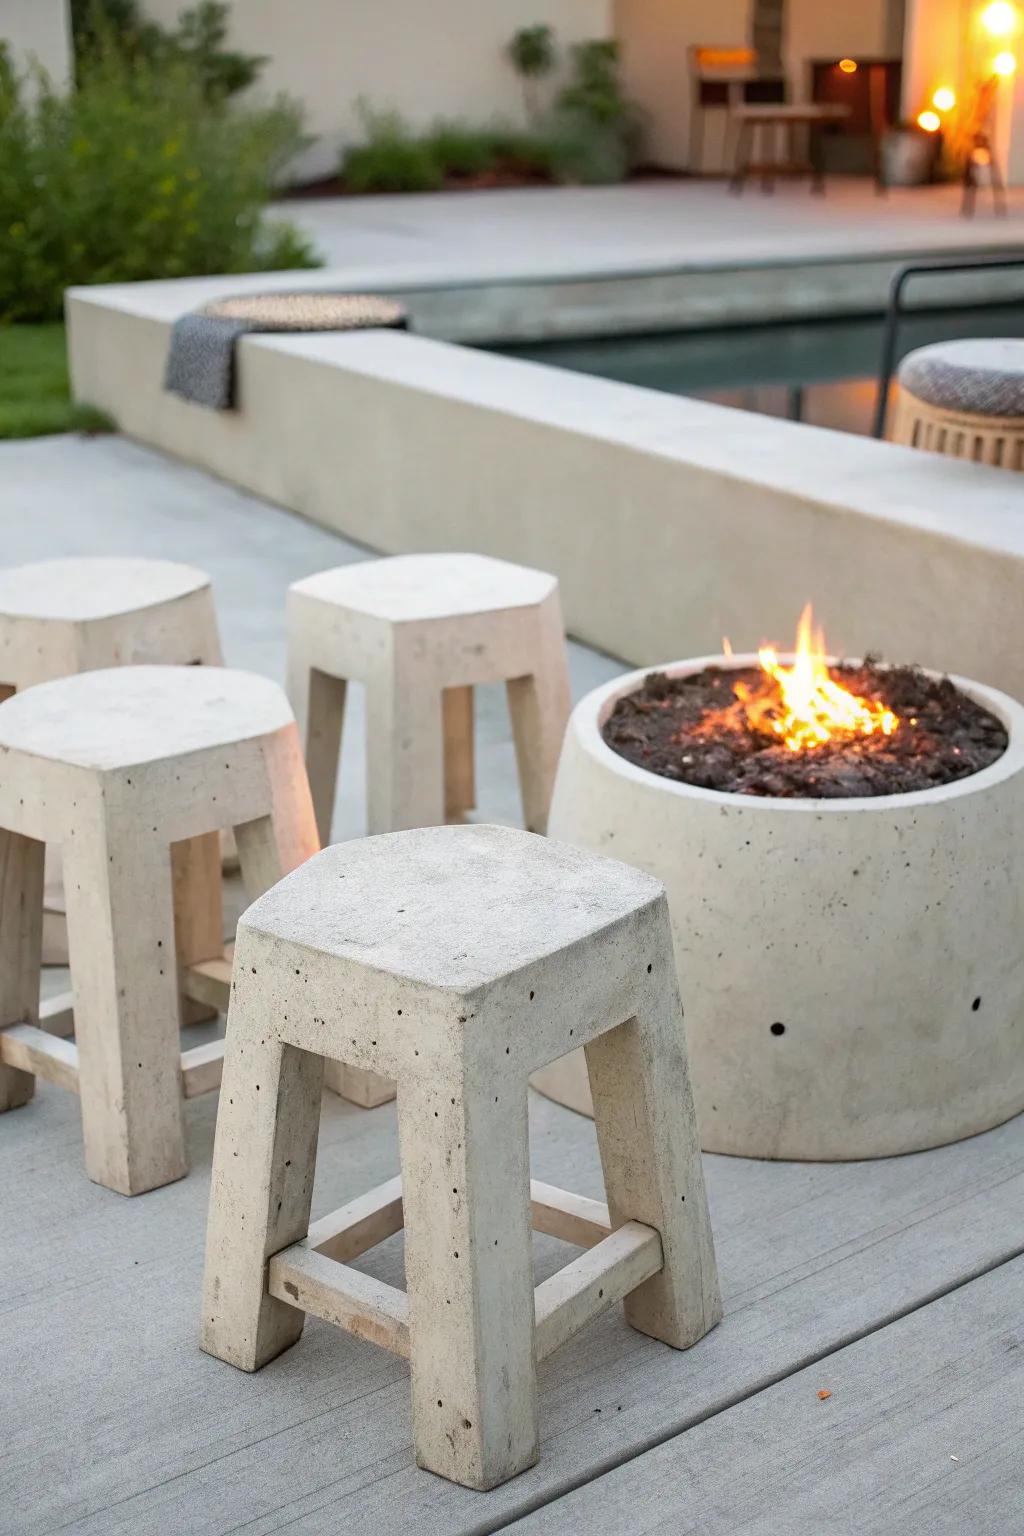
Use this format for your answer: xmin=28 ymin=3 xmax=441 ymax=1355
xmin=164 ymin=293 xmax=409 ymax=410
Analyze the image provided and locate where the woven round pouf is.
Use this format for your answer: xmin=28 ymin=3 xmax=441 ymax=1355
xmin=201 ymin=293 xmax=408 ymax=331
xmin=890 ymin=338 xmax=1024 ymax=472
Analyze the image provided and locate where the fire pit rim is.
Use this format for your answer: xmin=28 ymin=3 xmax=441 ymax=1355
xmin=584 ymin=652 xmax=1024 ymax=811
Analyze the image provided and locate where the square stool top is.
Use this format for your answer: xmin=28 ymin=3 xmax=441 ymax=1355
xmin=0 ymin=557 xmax=210 ymax=623
xmin=0 ymin=665 xmax=293 ymax=771
xmin=290 ymin=554 xmax=557 ymax=626
xmin=237 ymin=823 xmax=663 ymax=995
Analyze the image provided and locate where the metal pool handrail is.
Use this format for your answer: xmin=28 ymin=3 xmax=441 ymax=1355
xmin=872 ymin=253 xmax=1024 ymax=440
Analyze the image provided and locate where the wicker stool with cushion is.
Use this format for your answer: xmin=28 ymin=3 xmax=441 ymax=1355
xmin=890 ymin=339 xmax=1024 ymax=472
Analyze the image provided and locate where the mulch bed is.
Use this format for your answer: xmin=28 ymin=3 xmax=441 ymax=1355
xmin=602 ymin=662 xmax=1009 ymax=798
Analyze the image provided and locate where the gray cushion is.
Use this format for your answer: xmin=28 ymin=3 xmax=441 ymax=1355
xmin=898 ymin=339 xmax=1024 ymax=418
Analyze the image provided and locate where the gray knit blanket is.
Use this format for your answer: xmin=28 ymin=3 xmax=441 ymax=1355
xmin=164 ymin=293 xmax=409 ymax=410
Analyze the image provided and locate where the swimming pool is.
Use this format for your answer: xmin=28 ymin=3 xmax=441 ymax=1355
xmin=493 ymin=303 xmax=1024 ymax=438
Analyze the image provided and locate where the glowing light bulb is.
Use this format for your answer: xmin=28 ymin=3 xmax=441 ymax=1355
xmin=981 ymin=2 xmax=1018 ymax=38
xmin=993 ymin=49 xmax=1018 ymax=74
xmin=932 ymin=86 xmax=957 ymax=110
xmin=838 ymin=58 xmax=858 ymax=74
xmin=917 ymin=110 xmax=942 ymax=131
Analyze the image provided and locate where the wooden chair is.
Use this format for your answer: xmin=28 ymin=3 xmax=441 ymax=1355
xmin=689 ymin=44 xmax=786 ymax=174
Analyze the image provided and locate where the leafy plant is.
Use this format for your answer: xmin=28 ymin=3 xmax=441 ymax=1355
xmin=0 ymin=42 xmax=318 ymax=323
xmin=551 ymin=39 xmax=643 ymax=183
xmin=71 ymin=0 xmax=267 ymax=102
xmin=341 ymin=105 xmax=444 ymax=193
xmin=506 ymin=25 xmax=556 ymax=122
xmin=423 ymin=120 xmax=499 ymax=178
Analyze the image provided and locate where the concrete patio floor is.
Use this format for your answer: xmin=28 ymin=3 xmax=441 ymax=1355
xmin=3 ymin=434 xmax=1024 ymax=1534
xmin=276 ymin=178 xmax=1024 ymax=289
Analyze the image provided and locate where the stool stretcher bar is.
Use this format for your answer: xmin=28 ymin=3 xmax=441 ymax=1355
xmin=267 ymin=1175 xmax=662 ymax=1368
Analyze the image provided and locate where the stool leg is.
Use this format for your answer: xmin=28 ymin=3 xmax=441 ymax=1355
xmin=507 ymin=601 xmax=571 ymax=834
xmin=398 ymin=1069 xmax=538 ymax=1489
xmin=64 ymin=824 xmax=187 ymax=1194
xmin=365 ymin=664 xmax=445 ymax=834
xmin=289 ymin=651 xmax=347 ymax=847
xmin=0 ymin=830 xmax=44 ymax=1112
xmin=173 ymin=831 xmax=224 ymax=1025
xmin=443 ymin=685 xmax=476 ymax=820
xmin=192 ymin=593 xmax=224 ymax=668
xmin=201 ymin=957 xmax=324 ymax=1370
xmin=584 ymin=934 xmax=721 ymax=1351
xmin=236 ymin=780 xmax=389 ymax=1111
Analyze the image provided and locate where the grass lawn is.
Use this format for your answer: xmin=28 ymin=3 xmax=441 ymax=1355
xmin=0 ymin=324 xmax=113 ymax=440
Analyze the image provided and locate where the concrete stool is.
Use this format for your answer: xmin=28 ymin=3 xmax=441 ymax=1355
xmin=890 ymin=339 xmax=1024 ymax=472
xmin=0 ymin=556 xmax=224 ymax=963
xmin=286 ymin=553 xmax=572 ymax=841
xmin=0 ymin=665 xmax=317 ymax=1195
xmin=200 ymin=824 xmax=721 ymax=1490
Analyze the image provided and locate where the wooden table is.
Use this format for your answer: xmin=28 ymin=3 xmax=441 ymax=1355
xmin=729 ymin=103 xmax=852 ymax=194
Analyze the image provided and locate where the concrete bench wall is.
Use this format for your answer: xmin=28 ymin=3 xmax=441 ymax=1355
xmin=66 ymin=282 xmax=1024 ymax=702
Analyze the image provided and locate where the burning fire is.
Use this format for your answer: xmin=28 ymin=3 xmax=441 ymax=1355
xmin=733 ymin=605 xmax=899 ymax=752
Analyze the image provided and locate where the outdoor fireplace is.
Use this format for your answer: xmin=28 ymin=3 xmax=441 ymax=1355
xmin=539 ymin=610 xmax=1024 ymax=1160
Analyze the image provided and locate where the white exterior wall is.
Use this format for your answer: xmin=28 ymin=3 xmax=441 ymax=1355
xmin=142 ymin=0 xmax=613 ymax=181
xmin=784 ymin=0 xmax=890 ymax=98
xmin=0 ymin=0 xmax=72 ymax=87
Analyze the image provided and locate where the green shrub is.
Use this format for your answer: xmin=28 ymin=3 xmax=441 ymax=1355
xmin=341 ymin=105 xmax=444 ymax=193
xmin=341 ymin=106 xmax=568 ymax=192
xmin=549 ymin=39 xmax=643 ymax=183
xmin=423 ymin=120 xmax=499 ymax=178
xmin=71 ymin=0 xmax=267 ymax=102
xmin=0 ymin=44 xmax=318 ymax=323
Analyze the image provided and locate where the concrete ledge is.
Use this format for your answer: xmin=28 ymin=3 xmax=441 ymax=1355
xmin=67 ymin=284 xmax=1024 ymax=701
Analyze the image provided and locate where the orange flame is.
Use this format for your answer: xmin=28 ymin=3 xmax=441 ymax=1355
xmin=736 ymin=605 xmax=899 ymax=752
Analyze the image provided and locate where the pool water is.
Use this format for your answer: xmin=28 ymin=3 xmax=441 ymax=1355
xmin=494 ymin=304 xmax=1024 ymax=438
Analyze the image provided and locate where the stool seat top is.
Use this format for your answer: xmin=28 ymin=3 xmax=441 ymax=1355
xmin=241 ymin=823 xmax=662 ymax=993
xmin=898 ymin=339 xmax=1024 ymax=417
xmin=0 ymin=665 xmax=293 ymax=770
xmin=291 ymin=554 xmax=556 ymax=624
xmin=0 ymin=557 xmax=210 ymax=623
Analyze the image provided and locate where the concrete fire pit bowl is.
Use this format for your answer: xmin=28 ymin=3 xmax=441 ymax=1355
xmin=539 ymin=655 xmax=1024 ymax=1160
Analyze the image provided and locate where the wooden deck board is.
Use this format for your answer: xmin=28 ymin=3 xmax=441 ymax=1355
xmin=3 ymin=1079 xmax=1024 ymax=1535
xmin=508 ymin=1254 xmax=1024 ymax=1536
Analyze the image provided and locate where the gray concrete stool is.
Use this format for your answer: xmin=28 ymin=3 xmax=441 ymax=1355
xmin=200 ymin=824 xmax=721 ymax=1490
xmin=287 ymin=553 xmax=571 ymax=842
xmin=0 ymin=666 xmax=317 ymax=1195
xmin=891 ymin=338 xmax=1024 ymax=471
xmin=0 ymin=556 xmax=224 ymax=962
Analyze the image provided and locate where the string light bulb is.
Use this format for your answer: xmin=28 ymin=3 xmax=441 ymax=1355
xmin=981 ymin=2 xmax=1018 ymax=38
xmin=993 ymin=49 xmax=1018 ymax=74
xmin=932 ymin=86 xmax=957 ymax=110
xmin=917 ymin=109 xmax=942 ymax=131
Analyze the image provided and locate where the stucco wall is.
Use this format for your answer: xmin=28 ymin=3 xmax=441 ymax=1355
xmin=784 ymin=0 xmax=891 ymax=97
xmin=0 ymin=0 xmax=72 ymax=87
xmin=66 ymin=290 xmax=1024 ymax=710
xmin=142 ymin=0 xmax=612 ymax=181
